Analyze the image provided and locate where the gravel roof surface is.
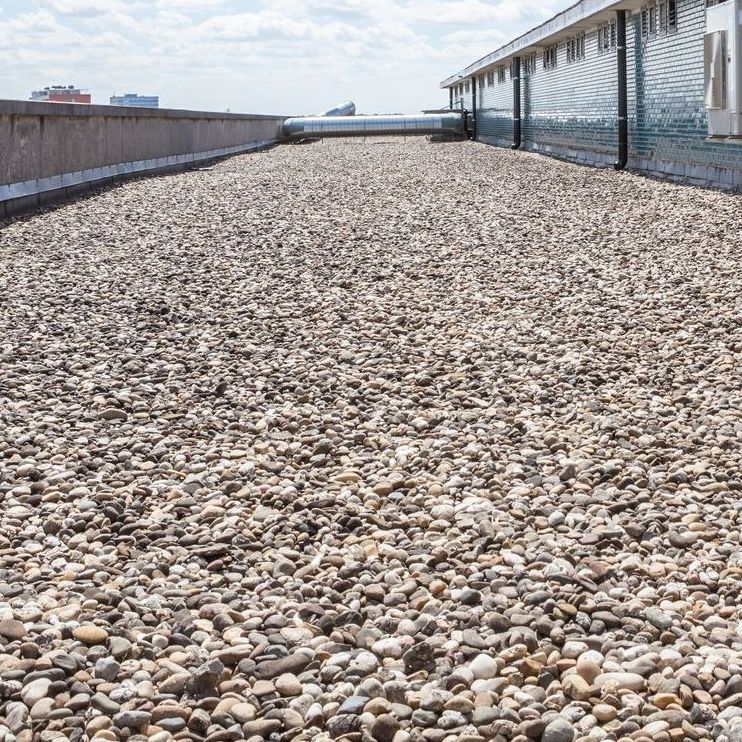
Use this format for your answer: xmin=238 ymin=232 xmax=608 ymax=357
xmin=1 ymin=139 xmax=742 ymax=742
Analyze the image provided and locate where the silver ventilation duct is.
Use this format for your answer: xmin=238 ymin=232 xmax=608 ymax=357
xmin=317 ymin=101 xmax=356 ymax=117
xmin=283 ymin=112 xmax=466 ymax=140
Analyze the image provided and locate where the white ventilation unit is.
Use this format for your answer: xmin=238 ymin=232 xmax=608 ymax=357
xmin=705 ymin=0 xmax=742 ymax=137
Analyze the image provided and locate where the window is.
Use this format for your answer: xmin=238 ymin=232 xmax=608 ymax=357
xmin=662 ymin=1 xmax=677 ymax=32
xmin=464 ymin=80 xmax=470 ymax=93
xmin=659 ymin=1 xmax=669 ymax=31
xmin=566 ymin=33 xmax=586 ymax=63
xmin=524 ymin=54 xmax=538 ymax=75
xmin=542 ymin=44 xmax=558 ymax=70
xmin=597 ymin=21 xmax=617 ymax=54
xmin=486 ymin=70 xmax=495 ymax=87
xmin=641 ymin=1 xmax=677 ymax=39
xmin=479 ymin=74 xmax=486 ymax=91
xmin=497 ymin=65 xmax=506 ymax=83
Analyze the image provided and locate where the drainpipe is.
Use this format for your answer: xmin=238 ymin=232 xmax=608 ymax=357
xmin=512 ymin=56 xmax=522 ymax=149
xmin=449 ymin=87 xmax=453 ymax=110
xmin=471 ymin=76 xmax=477 ymax=140
xmin=615 ymin=9 xmax=628 ymax=170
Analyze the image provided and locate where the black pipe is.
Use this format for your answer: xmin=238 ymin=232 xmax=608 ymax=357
xmin=471 ymin=76 xmax=477 ymax=140
xmin=512 ymin=56 xmax=522 ymax=149
xmin=449 ymin=87 xmax=453 ymax=110
xmin=615 ymin=10 xmax=628 ymax=170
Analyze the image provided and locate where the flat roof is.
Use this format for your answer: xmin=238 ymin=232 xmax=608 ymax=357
xmin=440 ymin=0 xmax=643 ymax=88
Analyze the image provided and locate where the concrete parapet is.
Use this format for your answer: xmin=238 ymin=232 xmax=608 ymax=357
xmin=0 ymin=100 xmax=286 ymax=218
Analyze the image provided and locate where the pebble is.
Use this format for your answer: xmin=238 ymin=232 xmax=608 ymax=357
xmin=543 ymin=717 xmax=575 ymax=742
xmin=112 ymin=709 xmax=150 ymax=730
xmin=469 ymin=654 xmax=499 ymax=680
xmin=0 ymin=139 xmax=740 ymax=740
xmin=371 ymin=713 xmax=400 ymax=742
xmin=20 ymin=679 xmax=51 ymax=707
xmin=275 ymin=673 xmax=302 ymax=696
xmin=0 ymin=620 xmax=26 ymax=641
xmin=593 ymin=704 xmax=616 ymax=722
xmin=229 ymin=702 xmax=256 ymax=723
xmin=595 ymin=672 xmax=646 ymax=692
xmin=72 ymin=626 xmax=108 ymax=645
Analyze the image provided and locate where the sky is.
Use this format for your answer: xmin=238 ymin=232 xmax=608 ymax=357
xmin=0 ymin=0 xmax=567 ymax=115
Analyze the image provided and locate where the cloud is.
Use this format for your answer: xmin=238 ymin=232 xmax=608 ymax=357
xmin=0 ymin=9 xmax=85 ymax=50
xmin=268 ymin=0 xmax=565 ymax=27
xmin=154 ymin=0 xmax=226 ymax=7
xmin=39 ymin=0 xmax=132 ymax=16
xmin=182 ymin=11 xmax=362 ymax=43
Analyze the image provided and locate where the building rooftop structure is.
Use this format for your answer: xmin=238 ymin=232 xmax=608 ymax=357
xmin=30 ymin=85 xmax=91 ymax=104
xmin=439 ymin=0 xmax=741 ymax=191
xmin=110 ymin=93 xmax=159 ymax=109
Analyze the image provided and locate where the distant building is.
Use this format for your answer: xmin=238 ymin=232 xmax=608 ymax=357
xmin=110 ymin=93 xmax=159 ymax=109
xmin=30 ymin=86 xmax=91 ymax=104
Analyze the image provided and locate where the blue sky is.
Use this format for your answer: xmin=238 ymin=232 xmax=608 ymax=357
xmin=0 ymin=0 xmax=565 ymax=114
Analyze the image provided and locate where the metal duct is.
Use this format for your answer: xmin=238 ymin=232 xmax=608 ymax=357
xmin=283 ymin=112 xmax=466 ymax=139
xmin=317 ymin=101 xmax=356 ymax=117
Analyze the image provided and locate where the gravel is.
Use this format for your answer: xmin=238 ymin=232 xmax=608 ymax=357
xmin=0 ymin=137 xmax=741 ymax=742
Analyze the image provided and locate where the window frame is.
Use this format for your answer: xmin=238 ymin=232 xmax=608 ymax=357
xmin=597 ymin=20 xmax=617 ymax=54
xmin=542 ymin=44 xmax=558 ymax=70
xmin=566 ymin=32 xmax=586 ymax=63
xmin=642 ymin=1 xmax=677 ymax=40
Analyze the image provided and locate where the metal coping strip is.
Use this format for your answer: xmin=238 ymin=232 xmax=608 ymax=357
xmin=0 ymin=139 xmax=276 ymax=203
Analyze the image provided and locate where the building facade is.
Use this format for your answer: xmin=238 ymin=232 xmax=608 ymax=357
xmin=442 ymin=0 xmax=742 ymax=190
xmin=110 ymin=94 xmax=159 ymax=109
xmin=30 ymin=86 xmax=91 ymax=104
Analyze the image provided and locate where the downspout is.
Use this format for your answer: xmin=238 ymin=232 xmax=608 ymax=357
xmin=449 ymin=87 xmax=453 ymax=110
xmin=512 ymin=56 xmax=522 ymax=149
xmin=471 ymin=76 xmax=477 ymax=140
xmin=615 ymin=9 xmax=628 ymax=170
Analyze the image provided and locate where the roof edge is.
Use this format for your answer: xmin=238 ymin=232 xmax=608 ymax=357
xmin=440 ymin=0 xmax=639 ymax=88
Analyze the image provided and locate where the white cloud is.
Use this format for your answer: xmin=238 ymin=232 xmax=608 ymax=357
xmin=39 ymin=0 xmax=133 ymax=16
xmin=0 ymin=10 xmax=86 ymax=50
xmin=154 ymin=0 xmax=226 ymax=7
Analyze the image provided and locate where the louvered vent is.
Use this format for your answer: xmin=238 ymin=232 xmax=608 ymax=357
xmin=704 ymin=30 xmax=727 ymax=110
